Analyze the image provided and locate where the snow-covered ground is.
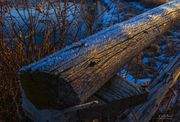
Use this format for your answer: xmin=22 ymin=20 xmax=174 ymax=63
xmin=3 ymin=0 xmax=144 ymax=44
xmin=128 ymin=2 xmax=149 ymax=11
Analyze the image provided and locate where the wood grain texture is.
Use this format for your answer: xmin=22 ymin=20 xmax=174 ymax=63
xmin=21 ymin=74 xmax=147 ymax=122
xmin=20 ymin=0 xmax=180 ymax=109
xmin=71 ymin=77 xmax=148 ymax=120
xmin=94 ymin=77 xmax=144 ymax=103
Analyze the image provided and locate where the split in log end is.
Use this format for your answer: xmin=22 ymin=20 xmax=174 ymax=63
xmin=20 ymin=72 xmax=80 ymax=109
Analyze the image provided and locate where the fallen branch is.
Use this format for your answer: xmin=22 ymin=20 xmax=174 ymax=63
xmin=121 ymin=53 xmax=180 ymax=122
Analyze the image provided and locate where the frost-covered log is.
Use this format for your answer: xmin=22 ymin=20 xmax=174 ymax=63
xmin=20 ymin=0 xmax=180 ymax=109
xmin=121 ymin=53 xmax=180 ymax=122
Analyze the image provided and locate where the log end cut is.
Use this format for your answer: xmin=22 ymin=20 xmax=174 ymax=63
xmin=20 ymin=71 xmax=80 ymax=109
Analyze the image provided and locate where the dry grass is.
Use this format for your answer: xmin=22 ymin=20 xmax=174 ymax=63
xmin=0 ymin=0 xmax=107 ymax=121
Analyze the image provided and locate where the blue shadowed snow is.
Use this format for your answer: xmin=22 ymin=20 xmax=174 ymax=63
xmin=126 ymin=74 xmax=136 ymax=82
xmin=6 ymin=2 xmax=81 ymax=23
xmin=143 ymin=57 xmax=149 ymax=63
xmin=129 ymin=2 xmax=149 ymax=11
xmin=136 ymin=78 xmax=151 ymax=84
xmin=102 ymin=0 xmax=123 ymax=28
xmin=156 ymin=61 xmax=162 ymax=68
xmin=104 ymin=0 xmax=116 ymax=9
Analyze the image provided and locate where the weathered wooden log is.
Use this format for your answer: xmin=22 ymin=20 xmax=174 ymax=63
xmin=76 ymin=94 xmax=147 ymax=121
xmin=94 ymin=77 xmax=144 ymax=102
xmin=68 ymin=77 xmax=148 ymax=121
xmin=20 ymin=0 xmax=180 ymax=109
xmin=21 ymin=75 xmax=147 ymax=122
xmin=121 ymin=53 xmax=180 ymax=122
